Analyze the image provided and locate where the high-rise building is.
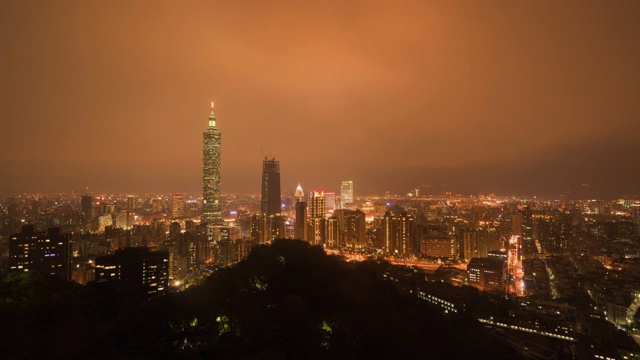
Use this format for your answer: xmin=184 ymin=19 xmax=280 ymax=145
xmin=8 ymin=225 xmax=71 ymax=281
xmin=326 ymin=217 xmax=339 ymax=248
xmin=250 ymin=213 xmax=267 ymax=244
xmin=81 ymin=195 xmax=92 ymax=219
xmin=294 ymin=183 xmax=307 ymax=240
xmin=127 ymin=195 xmax=136 ymax=211
xmin=171 ymin=194 xmax=185 ymax=218
xmin=306 ymin=191 xmax=327 ymax=245
xmin=152 ymin=197 xmax=163 ymax=213
xmin=261 ymin=157 xmax=281 ymax=217
xmin=382 ymin=210 xmax=415 ymax=256
xmin=295 ymin=204 xmax=307 ymax=240
xmin=459 ymin=227 xmax=497 ymax=262
xmin=334 ymin=209 xmax=367 ymax=249
xmin=116 ymin=211 xmax=131 ymax=229
xmin=308 ymin=191 xmax=326 ymax=219
xmin=95 ymin=247 xmax=169 ymax=299
xmin=341 ymin=181 xmax=354 ymax=208
xmin=267 ymin=213 xmax=286 ymax=242
xmin=202 ymin=102 xmax=223 ymax=225
xmin=306 ymin=217 xmax=326 ymax=246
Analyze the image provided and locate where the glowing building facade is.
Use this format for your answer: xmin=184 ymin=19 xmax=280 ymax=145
xmin=202 ymin=103 xmax=223 ymax=225
xmin=382 ymin=210 xmax=415 ymax=256
xmin=171 ymin=194 xmax=185 ymax=218
xmin=308 ymin=191 xmax=326 ymax=219
xmin=341 ymin=180 xmax=354 ymax=208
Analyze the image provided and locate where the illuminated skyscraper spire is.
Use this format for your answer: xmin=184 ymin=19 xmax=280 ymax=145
xmin=208 ymin=101 xmax=217 ymax=128
xmin=294 ymin=183 xmax=307 ymax=240
xmin=295 ymin=183 xmax=304 ymax=203
xmin=202 ymin=101 xmax=222 ymax=225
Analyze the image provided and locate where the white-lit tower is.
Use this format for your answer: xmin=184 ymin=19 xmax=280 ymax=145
xmin=341 ymin=180 xmax=354 ymax=208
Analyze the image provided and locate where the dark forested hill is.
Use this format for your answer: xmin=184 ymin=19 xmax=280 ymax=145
xmin=0 ymin=239 xmax=516 ymax=359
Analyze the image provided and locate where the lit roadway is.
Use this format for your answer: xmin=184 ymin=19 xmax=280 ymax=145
xmin=325 ymin=250 xmax=467 ymax=271
xmin=328 ymin=249 xmax=525 ymax=295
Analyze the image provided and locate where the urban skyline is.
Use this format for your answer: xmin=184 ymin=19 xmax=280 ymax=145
xmin=1 ymin=1 xmax=640 ymax=198
xmin=3 ymin=100 xmax=640 ymax=358
xmin=2 ymin=2 xmax=640 ymax=357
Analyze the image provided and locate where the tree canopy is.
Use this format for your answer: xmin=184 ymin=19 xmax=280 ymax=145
xmin=0 ymin=239 xmax=515 ymax=359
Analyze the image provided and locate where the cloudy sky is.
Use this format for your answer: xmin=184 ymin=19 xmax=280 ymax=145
xmin=1 ymin=0 xmax=639 ymax=198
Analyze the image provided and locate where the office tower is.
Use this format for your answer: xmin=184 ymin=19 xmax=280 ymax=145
xmin=95 ymin=247 xmax=169 ymax=299
xmin=308 ymin=191 xmax=326 ymax=219
xmin=341 ymin=180 xmax=353 ymax=208
xmin=169 ymin=221 xmax=181 ymax=239
xmin=250 ymin=213 xmax=267 ymax=244
xmin=152 ymin=197 xmax=163 ymax=213
xmin=267 ymin=213 xmax=286 ymax=242
xmin=293 ymin=183 xmax=307 ymax=240
xmin=171 ymin=194 xmax=185 ymax=218
xmin=116 ymin=211 xmax=130 ymax=229
xmin=8 ymin=225 xmax=71 ymax=281
xmin=164 ymin=244 xmax=187 ymax=281
xmin=293 ymin=183 xmax=306 ymax=240
xmin=261 ymin=157 xmax=281 ymax=216
xmin=202 ymin=102 xmax=223 ymax=225
xmin=127 ymin=195 xmax=136 ymax=210
xmin=334 ymin=209 xmax=367 ymax=249
xmin=306 ymin=217 xmax=326 ymax=246
xmin=382 ymin=210 xmax=415 ymax=256
xmin=185 ymin=220 xmax=196 ymax=234
xmin=81 ymin=195 xmax=92 ymax=219
xmin=304 ymin=191 xmax=325 ymax=245
xmin=215 ymin=238 xmax=236 ymax=267
xmin=326 ymin=217 xmax=339 ymax=248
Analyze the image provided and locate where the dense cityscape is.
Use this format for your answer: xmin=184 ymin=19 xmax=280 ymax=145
xmin=2 ymin=1 xmax=640 ymax=359
xmin=1 ymin=105 xmax=639 ymax=359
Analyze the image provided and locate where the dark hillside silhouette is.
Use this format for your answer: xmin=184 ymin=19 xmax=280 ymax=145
xmin=0 ymin=239 xmax=516 ymax=359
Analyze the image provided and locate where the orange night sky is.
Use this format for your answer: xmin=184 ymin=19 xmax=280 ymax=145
xmin=1 ymin=1 xmax=639 ymax=198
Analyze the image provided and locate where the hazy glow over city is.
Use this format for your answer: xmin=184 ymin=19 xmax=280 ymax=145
xmin=1 ymin=1 xmax=639 ymax=197
xmin=2 ymin=2 xmax=640 ymax=358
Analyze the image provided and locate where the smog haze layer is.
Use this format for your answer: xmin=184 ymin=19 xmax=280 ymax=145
xmin=1 ymin=0 xmax=639 ymax=198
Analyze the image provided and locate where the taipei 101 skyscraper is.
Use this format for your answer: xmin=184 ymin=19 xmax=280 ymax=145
xmin=202 ymin=102 xmax=223 ymax=225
